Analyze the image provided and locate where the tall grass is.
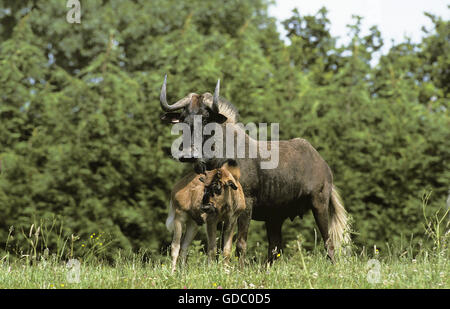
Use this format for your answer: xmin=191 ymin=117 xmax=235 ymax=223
xmin=0 ymin=194 xmax=448 ymax=289
xmin=0 ymin=237 xmax=447 ymax=289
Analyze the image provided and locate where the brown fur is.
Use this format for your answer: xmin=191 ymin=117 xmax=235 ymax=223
xmin=166 ymin=163 xmax=246 ymax=272
xmin=166 ymin=172 xmax=206 ymax=273
xmin=201 ymin=163 xmax=246 ymax=264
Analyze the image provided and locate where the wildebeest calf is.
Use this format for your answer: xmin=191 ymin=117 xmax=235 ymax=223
xmin=166 ymin=160 xmax=245 ymax=272
xmin=200 ymin=160 xmax=246 ymax=264
xmin=166 ymin=171 xmax=206 ymax=273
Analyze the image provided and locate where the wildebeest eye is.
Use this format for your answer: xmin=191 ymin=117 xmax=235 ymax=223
xmin=227 ymin=180 xmax=238 ymax=190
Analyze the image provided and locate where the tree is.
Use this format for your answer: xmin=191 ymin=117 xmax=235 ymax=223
xmin=0 ymin=1 xmax=448 ymax=257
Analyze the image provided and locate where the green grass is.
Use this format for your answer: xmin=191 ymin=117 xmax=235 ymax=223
xmin=0 ymin=241 xmax=448 ymax=289
xmin=1 ymin=197 xmax=448 ymax=289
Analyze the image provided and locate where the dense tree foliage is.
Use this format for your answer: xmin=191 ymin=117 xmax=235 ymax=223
xmin=0 ymin=1 xmax=448 ymax=258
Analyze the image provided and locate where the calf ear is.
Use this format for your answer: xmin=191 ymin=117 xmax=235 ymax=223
xmin=160 ymin=112 xmax=181 ymax=123
xmin=221 ymin=159 xmax=240 ymax=181
xmin=227 ymin=180 xmax=238 ymax=190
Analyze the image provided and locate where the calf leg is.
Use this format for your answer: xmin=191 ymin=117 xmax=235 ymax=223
xmin=179 ymin=218 xmax=198 ymax=266
xmin=222 ymin=219 xmax=237 ymax=264
xmin=170 ymin=217 xmax=183 ymax=273
xmin=206 ymin=219 xmax=218 ymax=263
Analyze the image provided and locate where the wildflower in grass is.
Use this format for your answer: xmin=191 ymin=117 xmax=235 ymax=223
xmin=213 ymin=283 xmax=217 ymax=287
xmin=217 ymin=286 xmax=223 ymax=289
xmin=277 ymin=253 xmax=281 ymax=258
xmin=50 ymin=284 xmax=54 ymax=288
xmin=374 ymin=245 xmax=379 ymax=256
xmin=81 ymin=244 xmax=85 ymax=247
xmin=60 ymin=283 xmax=65 ymax=287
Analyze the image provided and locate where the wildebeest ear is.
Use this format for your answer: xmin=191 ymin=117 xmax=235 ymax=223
xmin=206 ymin=107 xmax=228 ymax=124
xmin=210 ymin=112 xmax=228 ymax=124
xmin=221 ymin=159 xmax=240 ymax=181
xmin=227 ymin=180 xmax=238 ymax=190
xmin=160 ymin=112 xmax=181 ymax=123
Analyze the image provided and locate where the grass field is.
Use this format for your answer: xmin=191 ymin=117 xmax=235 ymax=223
xmin=0 ymin=239 xmax=448 ymax=289
xmin=1 ymin=201 xmax=448 ymax=289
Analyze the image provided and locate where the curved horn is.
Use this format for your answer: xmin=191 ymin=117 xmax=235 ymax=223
xmin=212 ymin=79 xmax=220 ymax=113
xmin=160 ymin=75 xmax=192 ymax=111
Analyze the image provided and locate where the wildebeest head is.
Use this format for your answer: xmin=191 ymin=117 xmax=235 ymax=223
xmin=199 ymin=160 xmax=239 ymax=214
xmin=159 ymin=75 xmax=229 ymax=164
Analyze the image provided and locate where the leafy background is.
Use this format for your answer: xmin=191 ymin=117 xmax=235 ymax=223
xmin=0 ymin=0 xmax=448 ymax=259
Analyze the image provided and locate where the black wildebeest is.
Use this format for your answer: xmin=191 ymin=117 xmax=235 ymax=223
xmin=160 ymin=75 xmax=350 ymax=262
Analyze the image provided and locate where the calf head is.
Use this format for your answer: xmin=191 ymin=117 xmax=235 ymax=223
xmin=199 ymin=161 xmax=239 ymax=214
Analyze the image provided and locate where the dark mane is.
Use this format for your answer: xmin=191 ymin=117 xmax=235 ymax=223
xmin=203 ymin=92 xmax=239 ymax=123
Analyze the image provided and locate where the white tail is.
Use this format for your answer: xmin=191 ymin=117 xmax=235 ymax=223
xmin=165 ymin=199 xmax=175 ymax=232
xmin=328 ymin=185 xmax=351 ymax=251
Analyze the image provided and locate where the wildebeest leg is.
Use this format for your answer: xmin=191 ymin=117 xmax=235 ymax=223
xmin=206 ymin=218 xmax=218 ymax=263
xmin=179 ymin=218 xmax=198 ymax=266
xmin=222 ymin=219 xmax=237 ymax=264
xmin=311 ymin=192 xmax=334 ymax=262
xmin=236 ymin=206 xmax=251 ymax=266
xmin=170 ymin=218 xmax=183 ymax=273
xmin=265 ymin=218 xmax=283 ymax=263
